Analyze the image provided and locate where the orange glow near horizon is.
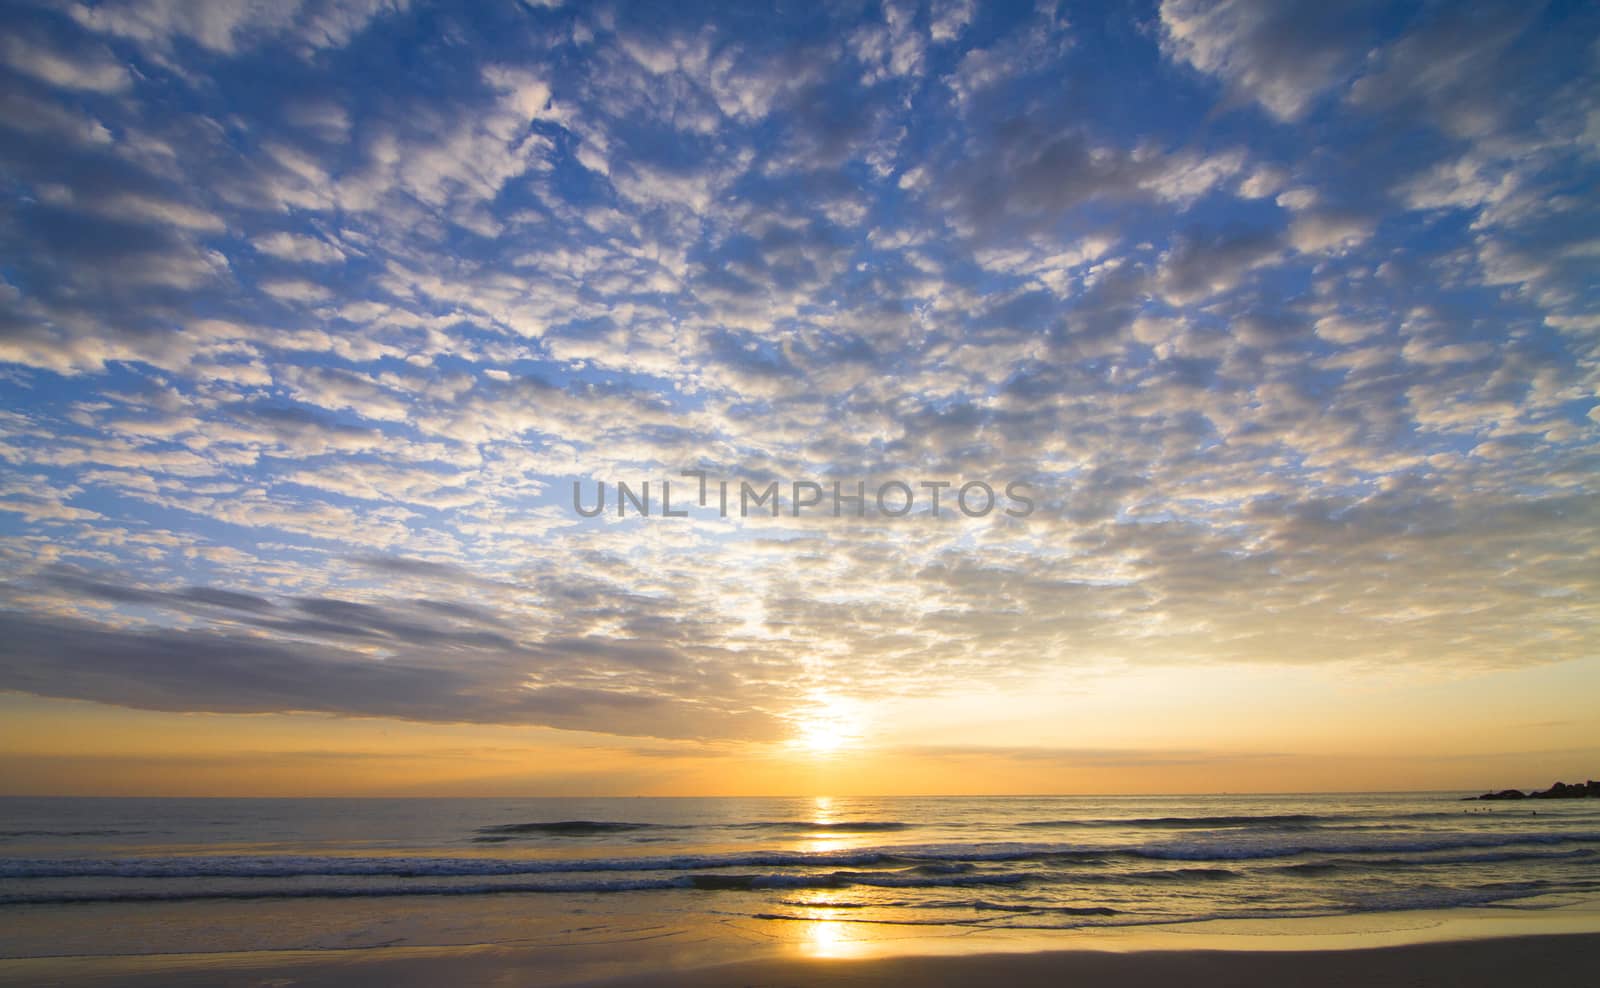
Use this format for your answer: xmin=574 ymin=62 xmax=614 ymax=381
xmin=2 ymin=652 xmax=1597 ymax=798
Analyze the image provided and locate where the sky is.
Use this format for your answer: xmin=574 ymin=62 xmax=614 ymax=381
xmin=0 ymin=0 xmax=1596 ymax=797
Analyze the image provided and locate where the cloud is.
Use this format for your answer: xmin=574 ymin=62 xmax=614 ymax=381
xmin=850 ymin=0 xmax=926 ymax=84
xmin=925 ymin=114 xmax=1248 ymax=238
xmin=930 ymin=0 xmax=975 ymax=45
xmin=0 ymin=596 xmax=779 ymax=741
xmin=0 ymin=86 xmax=114 ymax=145
xmin=1159 ymin=0 xmax=1380 ymax=121
xmin=0 ymin=33 xmax=130 ymax=92
xmin=1157 ymin=225 xmax=1285 ymax=303
xmin=0 ymin=0 xmax=1594 ymax=752
xmin=253 ymin=232 xmax=346 ymax=264
xmin=69 ymin=0 xmax=409 ymax=56
xmin=1345 ymin=0 xmax=1546 ymax=140
xmin=260 ymin=278 xmax=334 ymax=303
xmin=1289 ymin=212 xmax=1374 ymax=254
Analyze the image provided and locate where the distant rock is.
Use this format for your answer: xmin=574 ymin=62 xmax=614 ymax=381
xmin=1467 ymin=788 xmax=1527 ymax=801
xmin=1528 ymin=780 xmax=1600 ymax=799
xmin=1465 ymin=780 xmax=1600 ymax=800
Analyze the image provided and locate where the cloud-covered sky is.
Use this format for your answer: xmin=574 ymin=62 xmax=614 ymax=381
xmin=0 ymin=0 xmax=1596 ymax=791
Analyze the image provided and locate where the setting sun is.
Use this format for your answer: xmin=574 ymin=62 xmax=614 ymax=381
xmin=788 ymin=695 xmax=867 ymax=756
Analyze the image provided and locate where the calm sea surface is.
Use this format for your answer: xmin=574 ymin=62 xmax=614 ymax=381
xmin=3 ymin=794 xmax=1597 ymax=957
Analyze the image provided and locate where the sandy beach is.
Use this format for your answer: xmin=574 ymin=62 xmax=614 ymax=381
xmin=6 ymin=905 xmax=1598 ymax=988
xmin=5 ymin=934 xmax=1597 ymax=988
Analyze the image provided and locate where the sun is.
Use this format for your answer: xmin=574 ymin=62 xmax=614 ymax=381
xmin=787 ymin=694 xmax=866 ymax=756
xmin=795 ymin=718 xmax=853 ymax=755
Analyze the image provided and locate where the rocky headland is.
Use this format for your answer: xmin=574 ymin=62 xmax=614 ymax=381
xmin=1465 ymin=780 xmax=1600 ymax=800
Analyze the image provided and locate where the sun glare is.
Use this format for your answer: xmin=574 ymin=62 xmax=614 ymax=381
xmin=787 ymin=695 xmax=866 ymax=756
xmin=795 ymin=718 xmax=851 ymax=754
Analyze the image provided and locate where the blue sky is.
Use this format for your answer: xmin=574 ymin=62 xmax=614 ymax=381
xmin=0 ymin=0 xmax=1596 ymax=784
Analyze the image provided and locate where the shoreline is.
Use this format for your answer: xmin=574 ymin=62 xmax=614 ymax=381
xmin=5 ymin=900 xmax=1597 ymax=987
xmin=588 ymin=934 xmax=1600 ymax=988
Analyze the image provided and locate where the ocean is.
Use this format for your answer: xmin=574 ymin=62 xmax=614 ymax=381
xmin=3 ymin=793 xmax=1597 ymax=959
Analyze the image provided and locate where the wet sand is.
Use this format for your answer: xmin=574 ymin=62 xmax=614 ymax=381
xmin=4 ymin=905 xmax=1597 ymax=988
xmin=600 ymin=935 xmax=1599 ymax=987
xmin=3 ymin=934 xmax=1596 ymax=988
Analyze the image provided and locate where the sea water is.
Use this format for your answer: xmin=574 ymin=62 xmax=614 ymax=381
xmin=2 ymin=793 xmax=1596 ymax=957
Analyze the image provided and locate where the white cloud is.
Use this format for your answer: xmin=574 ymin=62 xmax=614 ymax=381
xmin=253 ymin=232 xmax=346 ymax=264
xmin=260 ymin=279 xmax=334 ymax=303
xmin=1237 ymin=164 xmax=1288 ymax=198
xmin=0 ymin=34 xmax=130 ymax=92
xmin=930 ymin=0 xmax=975 ymax=44
xmin=851 ymin=0 xmax=926 ymax=84
xmin=1314 ymin=316 xmax=1385 ymax=344
xmin=70 ymin=0 xmax=408 ymax=56
xmin=1159 ymin=0 xmax=1374 ymax=121
xmin=1290 ymin=212 xmax=1374 ymax=254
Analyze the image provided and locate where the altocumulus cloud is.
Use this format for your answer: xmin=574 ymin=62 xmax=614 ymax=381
xmin=0 ymin=0 xmax=1596 ymax=741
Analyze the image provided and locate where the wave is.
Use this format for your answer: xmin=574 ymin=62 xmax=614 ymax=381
xmin=469 ymin=811 xmax=1503 ymax=842
xmin=473 ymin=821 xmax=676 ymax=839
xmin=1276 ymin=862 xmax=1341 ymax=876
xmin=0 ymin=829 xmax=141 ymax=839
xmin=468 ymin=819 xmax=912 ymax=841
xmin=769 ymin=900 xmax=1121 ymax=917
xmin=0 ymin=848 xmax=915 ymax=880
xmin=1119 ymin=831 xmax=1600 ymax=862
xmin=1021 ymin=814 xmax=1326 ymax=829
xmin=752 ymin=881 xmax=1586 ymax=933
xmin=0 ymin=867 xmax=1042 ymax=906
xmin=1276 ymin=847 xmax=1598 ymax=874
xmin=12 ymin=872 xmax=1564 ymax=924
xmin=900 ymin=831 xmax=1600 ymax=868
xmin=1016 ymin=810 xmax=1473 ymax=830
xmin=687 ymin=869 xmax=1032 ymax=891
xmin=729 ymin=820 xmax=912 ymax=832
xmin=1125 ymin=867 xmax=1241 ymax=881
xmin=8 ymin=830 xmax=1596 ymax=883
xmin=772 ymin=898 xmax=881 ymax=909
xmin=0 ymin=877 xmax=691 ymax=905
xmin=964 ymin=901 xmax=1119 ymax=915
